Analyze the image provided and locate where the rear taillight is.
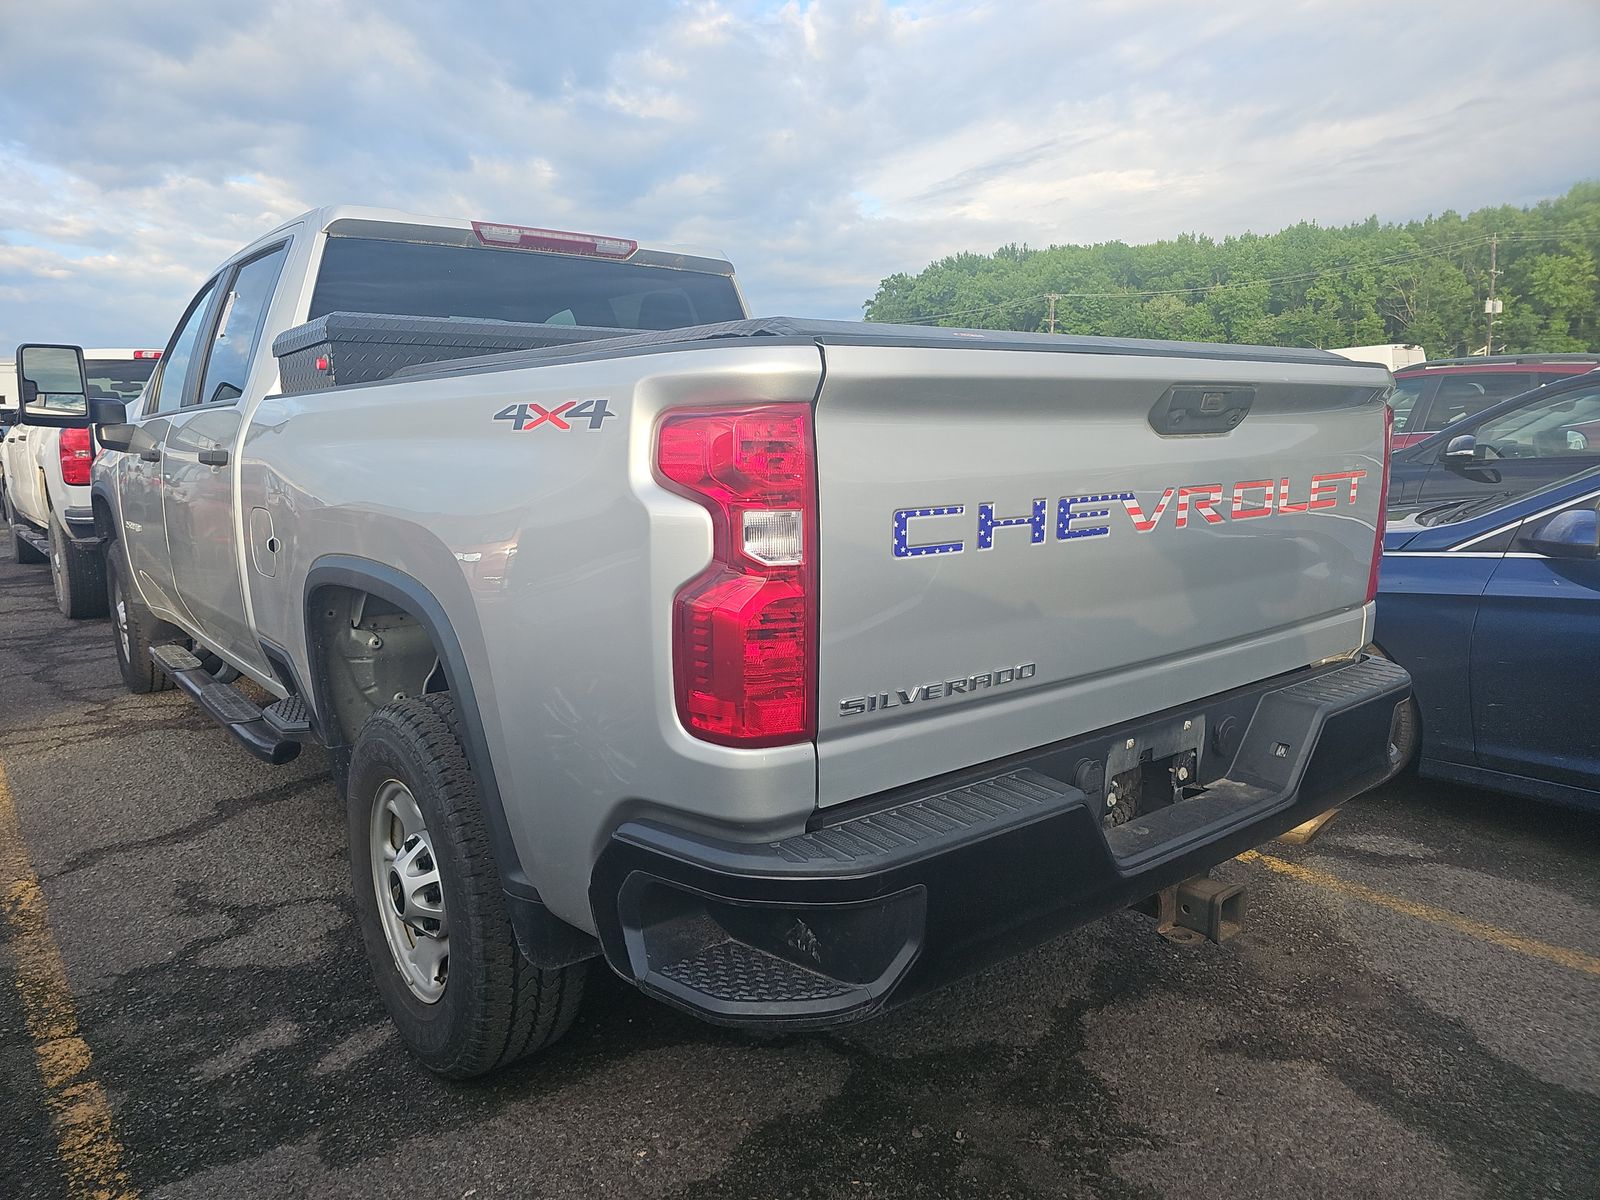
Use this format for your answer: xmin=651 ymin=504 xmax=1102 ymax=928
xmin=59 ymin=427 xmax=93 ymax=486
xmin=132 ymin=349 xmax=162 ymax=360
xmin=656 ymin=404 xmax=817 ymax=747
xmin=1366 ymin=402 xmax=1393 ymax=604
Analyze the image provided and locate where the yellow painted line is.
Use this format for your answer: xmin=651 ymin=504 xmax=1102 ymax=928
xmin=1239 ymin=849 xmax=1600 ymax=979
xmin=0 ymin=758 xmax=138 ymax=1200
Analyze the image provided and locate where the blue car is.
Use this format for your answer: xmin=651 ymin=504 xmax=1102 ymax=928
xmin=1374 ymin=467 xmax=1600 ymax=810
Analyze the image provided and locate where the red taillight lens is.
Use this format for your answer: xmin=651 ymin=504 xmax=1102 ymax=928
xmin=59 ymin=426 xmax=93 ymax=486
xmin=471 ymin=220 xmax=637 ymax=259
xmin=1366 ymin=402 xmax=1393 ymax=604
xmin=656 ymin=404 xmax=817 ymax=747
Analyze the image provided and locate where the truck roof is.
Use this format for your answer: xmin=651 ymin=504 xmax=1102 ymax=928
xmin=244 ymin=204 xmax=736 ymax=277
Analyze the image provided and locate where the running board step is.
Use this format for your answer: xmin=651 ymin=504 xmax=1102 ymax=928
xmin=262 ymin=695 xmax=313 ymax=739
xmin=150 ymin=645 xmax=301 ymax=765
xmin=16 ymin=526 xmax=49 ymax=557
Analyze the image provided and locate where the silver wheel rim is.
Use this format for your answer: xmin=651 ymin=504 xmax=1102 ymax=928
xmin=51 ymin=534 xmax=65 ymax=604
xmin=112 ymin=577 xmax=131 ymax=663
xmin=369 ymin=779 xmax=449 ymax=1003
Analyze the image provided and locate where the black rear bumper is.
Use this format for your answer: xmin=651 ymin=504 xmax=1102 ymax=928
xmin=589 ymin=654 xmax=1411 ymax=1028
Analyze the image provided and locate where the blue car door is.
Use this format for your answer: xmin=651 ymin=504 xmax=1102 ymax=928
xmin=1469 ymin=492 xmax=1600 ymax=791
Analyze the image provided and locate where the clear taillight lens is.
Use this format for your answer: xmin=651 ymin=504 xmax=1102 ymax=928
xmin=656 ymin=405 xmax=817 ymax=747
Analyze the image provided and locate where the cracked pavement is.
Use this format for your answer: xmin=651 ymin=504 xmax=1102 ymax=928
xmin=1 ymin=538 xmax=1597 ymax=1199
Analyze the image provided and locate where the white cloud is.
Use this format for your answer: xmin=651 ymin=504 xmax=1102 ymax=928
xmin=0 ymin=0 xmax=1596 ymax=347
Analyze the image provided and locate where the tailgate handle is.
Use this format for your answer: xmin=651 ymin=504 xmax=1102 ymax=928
xmin=1149 ymin=385 xmax=1255 ymax=436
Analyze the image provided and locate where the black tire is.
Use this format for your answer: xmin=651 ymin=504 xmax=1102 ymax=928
xmin=49 ymin=516 xmax=108 ymax=619
xmin=107 ymin=544 xmax=177 ymax=693
xmin=1364 ymin=643 xmax=1420 ymax=772
xmin=348 ymin=693 xmax=585 ymax=1078
xmin=1389 ymin=694 xmax=1421 ymax=772
xmin=5 ymin=489 xmax=47 ymax=565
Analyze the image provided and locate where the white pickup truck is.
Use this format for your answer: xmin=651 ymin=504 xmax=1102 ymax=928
xmin=17 ymin=205 xmax=1412 ymax=1078
xmin=1 ymin=349 xmax=160 ymax=615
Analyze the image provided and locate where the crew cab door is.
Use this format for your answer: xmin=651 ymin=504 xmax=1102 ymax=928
xmin=2 ymin=418 xmax=42 ymax=521
xmin=1470 ymin=490 xmax=1600 ymax=791
xmin=120 ymin=275 xmax=222 ymax=624
xmin=161 ymin=243 xmax=289 ymax=674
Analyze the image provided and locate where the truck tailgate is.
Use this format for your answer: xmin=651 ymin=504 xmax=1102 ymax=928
xmin=813 ymin=342 xmax=1391 ymax=806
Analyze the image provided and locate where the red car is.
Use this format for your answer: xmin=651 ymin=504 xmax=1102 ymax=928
xmin=1389 ymin=354 xmax=1600 ymax=448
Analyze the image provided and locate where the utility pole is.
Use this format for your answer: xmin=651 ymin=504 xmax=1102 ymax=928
xmin=1484 ymin=235 xmax=1501 ymax=355
xmin=1046 ymin=293 xmax=1061 ymax=334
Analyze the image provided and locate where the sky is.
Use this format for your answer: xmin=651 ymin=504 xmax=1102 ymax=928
xmin=0 ymin=0 xmax=1596 ymax=350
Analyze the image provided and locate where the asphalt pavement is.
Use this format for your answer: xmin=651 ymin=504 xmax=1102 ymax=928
xmin=2 ymin=537 xmax=1597 ymax=1200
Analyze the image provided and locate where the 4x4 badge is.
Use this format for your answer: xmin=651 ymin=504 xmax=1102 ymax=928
xmin=494 ymin=398 xmax=615 ymax=431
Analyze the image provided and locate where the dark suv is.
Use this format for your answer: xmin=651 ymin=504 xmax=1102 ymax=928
xmin=1390 ymin=354 xmax=1600 ymax=448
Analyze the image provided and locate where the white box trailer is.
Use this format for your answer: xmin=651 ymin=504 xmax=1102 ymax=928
xmin=1328 ymin=343 xmax=1426 ymax=371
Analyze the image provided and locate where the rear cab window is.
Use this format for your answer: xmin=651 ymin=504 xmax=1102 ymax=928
xmin=84 ymin=358 xmax=158 ymax=404
xmin=307 ymin=236 xmax=745 ymax=331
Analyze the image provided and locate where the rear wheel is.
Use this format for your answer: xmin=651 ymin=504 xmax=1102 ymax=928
xmin=107 ymin=544 xmax=178 ymax=693
xmin=1365 ymin=644 xmax=1420 ymax=771
xmin=49 ymin=516 xmax=108 ymax=619
xmin=348 ymin=694 xmax=585 ymax=1078
xmin=4 ymin=489 xmax=46 ymax=565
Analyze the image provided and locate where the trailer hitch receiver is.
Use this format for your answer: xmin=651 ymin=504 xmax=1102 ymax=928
xmin=1134 ymin=874 xmax=1246 ymax=945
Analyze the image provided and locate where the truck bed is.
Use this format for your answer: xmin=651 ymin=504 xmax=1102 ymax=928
xmin=274 ymin=312 xmax=1354 ymax=395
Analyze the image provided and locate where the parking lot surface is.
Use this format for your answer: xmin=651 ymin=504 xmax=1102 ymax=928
xmin=2 ymin=541 xmax=1597 ymax=1200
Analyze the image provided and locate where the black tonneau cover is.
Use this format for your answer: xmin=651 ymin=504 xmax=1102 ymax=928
xmin=394 ymin=316 xmax=1351 ymax=383
xmin=272 ymin=311 xmax=1358 ymax=396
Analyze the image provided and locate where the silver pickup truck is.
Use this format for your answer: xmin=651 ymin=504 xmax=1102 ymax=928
xmin=15 ymin=205 xmax=1411 ymax=1078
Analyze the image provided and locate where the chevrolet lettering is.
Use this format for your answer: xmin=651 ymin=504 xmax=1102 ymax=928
xmin=892 ymin=470 xmax=1368 ymax=557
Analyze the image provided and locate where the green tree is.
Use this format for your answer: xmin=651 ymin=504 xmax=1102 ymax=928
xmin=864 ymin=182 xmax=1600 ymax=357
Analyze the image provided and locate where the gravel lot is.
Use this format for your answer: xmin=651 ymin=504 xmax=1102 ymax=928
xmin=2 ymin=539 xmax=1597 ymax=1200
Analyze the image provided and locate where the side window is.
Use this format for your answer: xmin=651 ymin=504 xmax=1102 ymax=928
xmin=145 ymin=279 xmax=219 ymax=415
xmin=1475 ymin=387 xmax=1600 ymax=459
xmin=193 ymin=244 xmax=289 ymax=407
xmin=1423 ymin=374 xmax=1533 ymax=432
xmin=1387 ymin=378 xmax=1425 ymax=434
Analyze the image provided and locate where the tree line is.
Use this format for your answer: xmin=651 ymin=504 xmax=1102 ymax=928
xmin=863 ymin=182 xmax=1600 ymax=357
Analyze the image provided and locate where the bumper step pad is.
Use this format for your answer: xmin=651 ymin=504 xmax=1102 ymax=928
xmin=658 ymin=941 xmax=856 ymax=1005
xmin=150 ymin=645 xmax=302 ymax=765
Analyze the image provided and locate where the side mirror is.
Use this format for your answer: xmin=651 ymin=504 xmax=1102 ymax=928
xmin=1442 ymin=434 xmax=1477 ymax=462
xmin=89 ymin=397 xmax=127 ymax=425
xmin=15 ymin=343 xmax=91 ymax=427
xmin=96 ymin=423 xmax=137 ymax=453
xmin=1522 ymin=507 xmax=1599 ymax=560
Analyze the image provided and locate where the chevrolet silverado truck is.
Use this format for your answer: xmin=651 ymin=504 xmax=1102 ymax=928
xmin=18 ymin=204 xmax=1412 ymax=1078
xmin=2 ymin=349 xmax=160 ymax=616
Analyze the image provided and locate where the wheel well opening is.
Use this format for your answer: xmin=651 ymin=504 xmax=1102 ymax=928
xmin=93 ymin=496 xmax=117 ymax=541
xmin=311 ymin=585 xmax=447 ymax=747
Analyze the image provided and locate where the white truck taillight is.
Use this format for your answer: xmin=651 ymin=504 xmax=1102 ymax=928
xmin=656 ymin=404 xmax=817 ymax=747
xmin=59 ymin=427 xmax=93 ymax=486
xmin=1366 ymin=402 xmax=1394 ymax=604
